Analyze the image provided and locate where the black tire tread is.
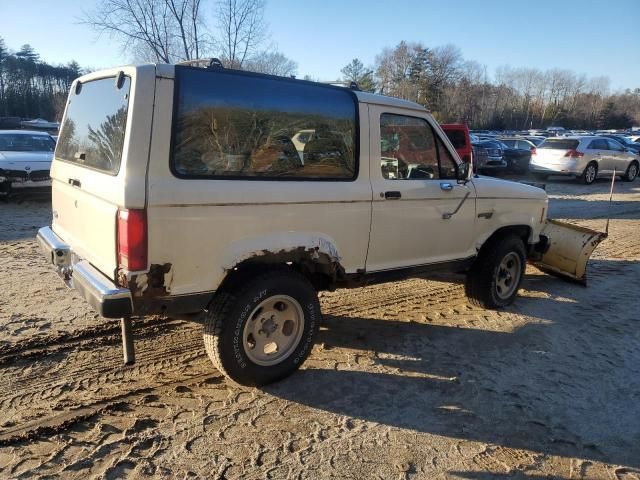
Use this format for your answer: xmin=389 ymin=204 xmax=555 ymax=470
xmin=623 ymin=161 xmax=639 ymax=182
xmin=465 ymin=235 xmax=525 ymax=309
xmin=579 ymin=162 xmax=598 ymax=185
xmin=203 ymin=290 xmax=237 ymax=381
xmin=203 ymin=268 xmax=318 ymax=386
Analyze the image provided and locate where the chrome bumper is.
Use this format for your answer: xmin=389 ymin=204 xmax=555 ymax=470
xmin=37 ymin=226 xmax=133 ymax=318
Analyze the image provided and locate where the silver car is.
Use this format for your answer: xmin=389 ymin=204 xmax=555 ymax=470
xmin=529 ymin=136 xmax=639 ymax=184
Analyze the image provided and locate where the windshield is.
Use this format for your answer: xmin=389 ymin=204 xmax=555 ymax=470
xmin=56 ymin=75 xmax=131 ymax=174
xmin=0 ymin=133 xmax=55 ymax=152
xmin=539 ymin=138 xmax=579 ymax=150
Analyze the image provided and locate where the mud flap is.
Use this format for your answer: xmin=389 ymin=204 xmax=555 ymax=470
xmin=532 ymin=220 xmax=607 ymax=285
xmin=121 ymin=317 xmax=135 ymax=365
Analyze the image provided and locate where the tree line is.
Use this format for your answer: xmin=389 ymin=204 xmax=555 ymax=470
xmin=341 ymin=41 xmax=640 ymax=130
xmin=0 ymin=40 xmax=81 ymax=122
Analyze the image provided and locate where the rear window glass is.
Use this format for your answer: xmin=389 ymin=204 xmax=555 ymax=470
xmin=171 ymin=67 xmax=358 ymax=180
xmin=56 ymin=76 xmax=131 ymax=174
xmin=0 ymin=134 xmax=54 ymax=152
xmin=539 ymin=139 xmax=579 ymax=150
xmin=444 ymin=129 xmax=467 ymax=149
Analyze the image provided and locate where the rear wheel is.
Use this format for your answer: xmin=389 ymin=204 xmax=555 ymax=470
xmin=465 ymin=235 xmax=526 ymax=309
xmin=579 ymin=162 xmax=598 ymax=185
xmin=203 ymin=268 xmax=320 ymax=387
xmin=624 ymin=161 xmax=638 ymax=182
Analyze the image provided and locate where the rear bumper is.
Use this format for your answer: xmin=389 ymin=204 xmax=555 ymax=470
xmin=529 ymin=160 xmax=581 ymax=175
xmin=476 ymin=157 xmax=507 ymax=169
xmin=37 ymin=226 xmax=132 ymax=318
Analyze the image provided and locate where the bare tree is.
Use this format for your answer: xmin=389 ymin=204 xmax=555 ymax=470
xmin=84 ymin=0 xmax=209 ymax=63
xmin=243 ymin=51 xmax=297 ymax=76
xmin=216 ymin=0 xmax=267 ymax=68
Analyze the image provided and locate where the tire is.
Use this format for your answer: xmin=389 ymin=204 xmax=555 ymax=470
xmin=203 ymin=268 xmax=321 ymax=387
xmin=579 ymin=162 xmax=598 ymax=185
xmin=623 ymin=161 xmax=639 ymax=182
xmin=465 ymin=234 xmax=526 ymax=309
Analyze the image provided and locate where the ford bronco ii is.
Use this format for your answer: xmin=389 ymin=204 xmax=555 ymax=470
xmin=38 ymin=62 xmax=551 ymax=386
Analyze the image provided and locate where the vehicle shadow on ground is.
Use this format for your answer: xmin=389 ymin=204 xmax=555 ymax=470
xmin=267 ymin=260 xmax=640 ymax=469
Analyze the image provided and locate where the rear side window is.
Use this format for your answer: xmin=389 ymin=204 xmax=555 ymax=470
xmin=56 ymin=76 xmax=131 ymax=174
xmin=444 ymin=129 xmax=467 ymax=149
xmin=539 ymin=139 xmax=579 ymax=150
xmin=171 ymin=67 xmax=358 ymax=180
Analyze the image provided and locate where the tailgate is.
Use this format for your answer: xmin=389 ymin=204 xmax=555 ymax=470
xmin=50 ymin=65 xmax=156 ymax=280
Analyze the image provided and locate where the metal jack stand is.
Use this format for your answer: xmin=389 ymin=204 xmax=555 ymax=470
xmin=121 ymin=317 xmax=135 ymax=365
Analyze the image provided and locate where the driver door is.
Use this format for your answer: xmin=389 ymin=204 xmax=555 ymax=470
xmin=366 ymin=106 xmax=477 ymax=272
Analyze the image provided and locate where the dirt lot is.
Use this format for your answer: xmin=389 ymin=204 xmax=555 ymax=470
xmin=1 ymin=176 xmax=639 ymax=479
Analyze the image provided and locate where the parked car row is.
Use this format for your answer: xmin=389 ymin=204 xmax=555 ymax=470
xmin=530 ymin=136 xmax=639 ymax=184
xmin=444 ymin=124 xmax=639 ymax=184
xmin=0 ymin=130 xmax=55 ymax=197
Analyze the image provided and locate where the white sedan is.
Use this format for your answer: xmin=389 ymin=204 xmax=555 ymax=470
xmin=0 ymin=130 xmax=55 ymax=196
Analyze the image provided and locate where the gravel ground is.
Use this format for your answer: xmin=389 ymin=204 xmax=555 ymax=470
xmin=0 ymin=176 xmax=639 ymax=479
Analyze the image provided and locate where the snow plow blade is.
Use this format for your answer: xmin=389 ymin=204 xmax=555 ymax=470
xmin=532 ymin=220 xmax=607 ymax=285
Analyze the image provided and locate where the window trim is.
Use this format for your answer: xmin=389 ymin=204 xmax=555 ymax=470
xmin=169 ymin=65 xmax=360 ymax=182
xmin=55 ymin=74 xmax=131 ymax=177
xmin=379 ymin=112 xmax=460 ymax=181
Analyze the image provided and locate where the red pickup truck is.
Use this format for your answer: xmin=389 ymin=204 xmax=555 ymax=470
xmin=441 ymin=123 xmax=472 ymax=165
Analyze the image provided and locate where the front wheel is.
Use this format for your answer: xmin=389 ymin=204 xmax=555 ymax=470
xmin=204 ymin=269 xmax=321 ymax=387
xmin=623 ymin=161 xmax=638 ymax=182
xmin=465 ymin=235 xmax=526 ymax=309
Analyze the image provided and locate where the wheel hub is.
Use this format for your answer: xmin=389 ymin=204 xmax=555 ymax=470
xmin=242 ymin=295 xmax=305 ymax=366
xmin=495 ymin=252 xmax=521 ymax=300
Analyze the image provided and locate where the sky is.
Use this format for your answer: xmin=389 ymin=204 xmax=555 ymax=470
xmin=1 ymin=0 xmax=638 ymax=90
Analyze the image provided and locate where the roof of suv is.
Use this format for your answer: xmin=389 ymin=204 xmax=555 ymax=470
xmin=154 ymin=63 xmax=430 ymax=113
xmin=354 ymin=91 xmax=427 ymax=112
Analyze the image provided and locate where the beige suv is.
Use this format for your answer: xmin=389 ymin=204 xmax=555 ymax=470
xmin=38 ymin=63 xmax=548 ymax=386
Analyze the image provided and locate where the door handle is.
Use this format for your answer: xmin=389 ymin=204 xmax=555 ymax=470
xmin=68 ymin=178 xmax=81 ymax=188
xmin=440 ymin=182 xmax=454 ymax=191
xmin=384 ymin=191 xmax=402 ymax=200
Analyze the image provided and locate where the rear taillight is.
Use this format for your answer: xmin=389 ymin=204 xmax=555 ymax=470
xmin=531 ymin=147 xmax=537 ymax=156
xmin=564 ymin=149 xmax=584 ymax=158
xmin=117 ymin=208 xmax=147 ymax=271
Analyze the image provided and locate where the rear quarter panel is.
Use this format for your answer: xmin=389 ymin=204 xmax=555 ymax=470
xmin=145 ymin=74 xmax=372 ymax=296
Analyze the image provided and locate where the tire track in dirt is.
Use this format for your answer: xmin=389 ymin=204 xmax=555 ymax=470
xmin=0 ymin=320 xmax=210 ymax=431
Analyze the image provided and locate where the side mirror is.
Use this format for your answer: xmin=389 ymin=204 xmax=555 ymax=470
xmin=457 ymin=162 xmax=471 ymax=182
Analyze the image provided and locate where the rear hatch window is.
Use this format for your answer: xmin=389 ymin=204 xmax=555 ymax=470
xmin=444 ymin=130 xmax=467 ymax=149
xmin=56 ymin=76 xmax=131 ymax=174
xmin=539 ymin=139 xmax=579 ymax=150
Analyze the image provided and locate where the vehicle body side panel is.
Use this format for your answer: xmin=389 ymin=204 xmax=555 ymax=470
xmin=366 ymin=105 xmax=477 ymax=272
xmin=472 ymin=176 xmax=547 ymax=248
xmin=145 ymin=80 xmax=372 ymax=295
